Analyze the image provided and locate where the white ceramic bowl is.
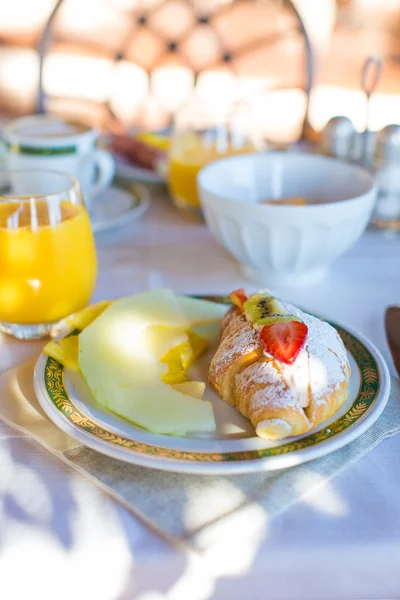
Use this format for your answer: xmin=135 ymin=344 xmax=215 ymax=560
xmin=197 ymin=152 xmax=377 ymax=286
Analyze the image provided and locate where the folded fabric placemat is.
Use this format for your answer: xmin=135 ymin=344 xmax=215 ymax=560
xmin=1 ymin=361 xmax=399 ymax=551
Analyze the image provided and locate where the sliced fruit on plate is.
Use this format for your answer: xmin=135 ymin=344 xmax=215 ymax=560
xmin=94 ymin=289 xmax=190 ymax=337
xmin=78 ymin=291 xmax=216 ymax=434
xmin=135 ymin=132 xmax=170 ymax=152
xmin=66 ymin=299 xmax=112 ymax=331
xmin=177 ymin=295 xmax=228 ymax=326
xmin=44 ymin=335 xmax=79 ymax=371
xmin=244 ymin=292 xmax=297 ymax=326
xmin=65 ymin=291 xmax=226 ymax=335
xmin=146 ymin=326 xmax=188 ymax=360
xmin=160 ymin=330 xmax=208 ymax=384
xmin=260 ymin=320 xmax=308 ymax=364
xmin=161 ymin=343 xmax=187 ymax=384
xmin=230 ymin=288 xmax=248 ymax=311
xmin=101 ymin=382 xmax=215 ymax=435
xmin=185 ymin=331 xmax=208 ymax=366
xmin=172 ymin=381 xmax=205 ymax=399
xmin=191 ymin=323 xmax=221 ymax=345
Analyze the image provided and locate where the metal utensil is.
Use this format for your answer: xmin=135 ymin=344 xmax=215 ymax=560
xmin=361 ymin=55 xmax=383 ymax=167
xmin=375 ymin=124 xmax=400 ymax=163
xmin=321 ymin=116 xmax=356 ymax=160
xmin=372 ymin=125 xmax=400 ymax=229
xmin=385 ymin=306 xmax=400 ymax=376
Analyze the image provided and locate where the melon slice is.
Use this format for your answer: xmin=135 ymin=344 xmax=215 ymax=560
xmin=146 ymin=326 xmax=188 ymax=360
xmin=101 ymin=289 xmax=191 ymax=332
xmin=192 ymin=324 xmax=222 ymax=345
xmin=177 ymin=296 xmax=228 ymax=326
xmin=66 ymin=300 xmax=112 ymax=331
xmin=101 ymin=382 xmax=215 ymax=434
xmin=78 ymin=290 xmax=215 ymax=435
xmin=172 ymin=381 xmax=205 ymax=399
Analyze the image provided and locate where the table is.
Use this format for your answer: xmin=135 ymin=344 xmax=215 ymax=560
xmin=1 ymin=192 xmax=400 ymax=600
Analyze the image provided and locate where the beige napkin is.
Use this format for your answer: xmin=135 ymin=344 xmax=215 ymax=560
xmin=1 ymin=361 xmax=399 ymax=551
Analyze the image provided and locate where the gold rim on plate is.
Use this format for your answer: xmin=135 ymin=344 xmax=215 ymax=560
xmin=41 ymin=297 xmax=381 ymax=463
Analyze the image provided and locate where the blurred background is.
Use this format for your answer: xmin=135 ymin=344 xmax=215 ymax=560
xmin=1 ymin=0 xmax=400 ymax=144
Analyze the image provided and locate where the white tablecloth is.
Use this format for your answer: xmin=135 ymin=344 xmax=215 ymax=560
xmin=1 ymin=192 xmax=400 ymax=600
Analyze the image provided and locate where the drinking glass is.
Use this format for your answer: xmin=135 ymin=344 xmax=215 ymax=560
xmin=168 ymin=95 xmax=265 ymax=215
xmin=0 ymin=170 xmax=97 ymax=339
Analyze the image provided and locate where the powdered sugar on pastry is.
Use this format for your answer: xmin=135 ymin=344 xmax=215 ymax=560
xmin=232 ymin=301 xmax=349 ymax=413
xmin=209 ymin=294 xmax=351 ymax=439
xmin=236 ymin=359 xmax=299 ymax=412
xmin=281 ymin=301 xmax=349 ymax=406
xmin=208 ymin=310 xmax=261 ymax=396
xmin=215 ymin=311 xmax=261 ymax=369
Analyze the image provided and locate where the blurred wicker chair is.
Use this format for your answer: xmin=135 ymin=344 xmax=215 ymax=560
xmin=36 ymin=0 xmax=315 ymax=141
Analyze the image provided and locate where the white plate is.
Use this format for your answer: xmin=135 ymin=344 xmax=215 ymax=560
xmin=33 ymin=303 xmax=391 ymax=474
xmin=90 ymin=181 xmax=150 ymax=234
xmin=114 ymin=154 xmax=166 ymax=185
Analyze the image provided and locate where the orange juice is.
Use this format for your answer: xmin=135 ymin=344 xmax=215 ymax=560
xmin=0 ymin=201 xmax=97 ymax=324
xmin=168 ymin=137 xmax=255 ymax=209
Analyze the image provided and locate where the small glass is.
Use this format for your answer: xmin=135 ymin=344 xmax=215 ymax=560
xmin=0 ymin=170 xmax=97 ymax=339
xmin=167 ymin=95 xmax=265 ymax=216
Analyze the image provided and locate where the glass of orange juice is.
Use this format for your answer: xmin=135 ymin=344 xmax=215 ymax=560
xmin=0 ymin=170 xmax=97 ymax=339
xmin=168 ymin=96 xmax=265 ymax=215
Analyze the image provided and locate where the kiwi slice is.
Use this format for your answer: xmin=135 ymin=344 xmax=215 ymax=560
xmin=256 ymin=313 xmax=298 ymax=325
xmin=243 ymin=293 xmax=298 ymax=326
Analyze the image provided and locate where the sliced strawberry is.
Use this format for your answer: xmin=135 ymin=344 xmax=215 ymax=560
xmin=260 ymin=321 xmax=308 ymax=364
xmin=230 ymin=288 xmax=248 ymax=311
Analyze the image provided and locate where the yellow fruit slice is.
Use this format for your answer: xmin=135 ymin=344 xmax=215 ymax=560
xmin=136 ymin=132 xmax=170 ymax=152
xmin=186 ymin=331 xmax=208 ymax=367
xmin=172 ymin=381 xmax=205 ymax=399
xmin=161 ymin=342 xmax=189 ymax=384
xmin=44 ymin=335 xmax=80 ymax=371
xmin=160 ymin=331 xmax=208 ymax=384
xmin=67 ymin=300 xmax=112 ymax=331
xmin=162 ymin=367 xmax=186 ymax=385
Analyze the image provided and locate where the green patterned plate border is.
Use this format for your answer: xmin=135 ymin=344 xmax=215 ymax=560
xmin=39 ymin=297 xmax=385 ymax=464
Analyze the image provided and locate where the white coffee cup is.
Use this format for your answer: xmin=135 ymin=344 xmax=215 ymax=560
xmin=2 ymin=115 xmax=115 ymax=211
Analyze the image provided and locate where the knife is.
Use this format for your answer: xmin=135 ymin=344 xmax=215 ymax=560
xmin=385 ymin=306 xmax=400 ymax=376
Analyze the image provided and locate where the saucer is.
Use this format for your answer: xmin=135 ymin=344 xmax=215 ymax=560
xmin=90 ymin=180 xmax=150 ymax=234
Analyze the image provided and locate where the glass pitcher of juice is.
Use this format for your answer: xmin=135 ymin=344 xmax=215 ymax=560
xmin=0 ymin=170 xmax=97 ymax=339
xmin=168 ymin=95 xmax=265 ymax=215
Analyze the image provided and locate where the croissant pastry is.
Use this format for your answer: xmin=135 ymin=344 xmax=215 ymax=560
xmin=209 ymin=290 xmax=350 ymax=440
